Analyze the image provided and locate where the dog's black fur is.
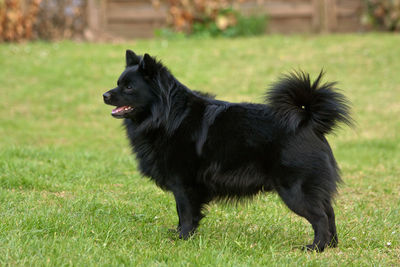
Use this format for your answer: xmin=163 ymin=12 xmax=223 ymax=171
xmin=103 ymin=50 xmax=352 ymax=252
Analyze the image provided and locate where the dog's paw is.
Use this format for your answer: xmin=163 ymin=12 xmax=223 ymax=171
xmin=178 ymin=226 xmax=195 ymax=240
xmin=178 ymin=232 xmax=191 ymax=240
xmin=168 ymin=225 xmax=181 ymax=233
xmin=303 ymin=244 xmax=325 ymax=252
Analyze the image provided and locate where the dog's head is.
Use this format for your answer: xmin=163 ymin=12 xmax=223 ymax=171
xmin=103 ymin=50 xmax=160 ymax=119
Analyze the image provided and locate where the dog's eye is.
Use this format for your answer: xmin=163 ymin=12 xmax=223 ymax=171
xmin=125 ymin=85 xmax=134 ymax=94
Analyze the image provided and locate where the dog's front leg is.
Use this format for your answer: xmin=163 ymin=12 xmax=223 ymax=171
xmin=173 ymin=188 xmax=198 ymax=239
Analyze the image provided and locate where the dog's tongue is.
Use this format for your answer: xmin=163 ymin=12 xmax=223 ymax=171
xmin=112 ymin=106 xmax=133 ymax=116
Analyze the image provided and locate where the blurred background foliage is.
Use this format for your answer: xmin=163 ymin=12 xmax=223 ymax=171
xmin=364 ymin=0 xmax=400 ymax=31
xmin=158 ymin=0 xmax=267 ymax=37
xmin=0 ymin=0 xmax=86 ymax=42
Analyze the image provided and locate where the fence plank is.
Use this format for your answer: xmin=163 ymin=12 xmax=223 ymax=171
xmin=311 ymin=0 xmax=322 ymax=32
xmin=107 ymin=2 xmax=167 ymax=21
xmin=241 ymin=1 xmax=313 ymax=18
xmin=326 ymin=0 xmax=338 ymax=32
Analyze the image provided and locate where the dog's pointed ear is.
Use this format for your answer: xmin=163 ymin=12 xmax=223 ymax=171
xmin=126 ymin=49 xmax=140 ymax=66
xmin=139 ymin=53 xmax=158 ymax=76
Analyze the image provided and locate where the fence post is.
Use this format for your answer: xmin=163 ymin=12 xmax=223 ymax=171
xmin=86 ymin=0 xmax=106 ymax=39
xmin=312 ymin=0 xmax=322 ymax=32
xmin=322 ymin=0 xmax=338 ymax=32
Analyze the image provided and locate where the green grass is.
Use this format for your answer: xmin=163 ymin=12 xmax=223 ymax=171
xmin=0 ymin=33 xmax=399 ymax=266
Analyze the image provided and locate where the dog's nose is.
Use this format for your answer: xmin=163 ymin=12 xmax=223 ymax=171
xmin=103 ymin=92 xmax=111 ymax=101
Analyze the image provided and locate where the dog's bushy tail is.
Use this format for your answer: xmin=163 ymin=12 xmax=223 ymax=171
xmin=265 ymin=71 xmax=352 ymax=135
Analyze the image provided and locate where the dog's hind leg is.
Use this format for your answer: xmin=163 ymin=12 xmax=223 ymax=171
xmin=277 ymin=181 xmax=331 ymax=252
xmin=324 ymin=202 xmax=338 ymax=247
xmin=173 ymin=201 xmax=182 ymax=232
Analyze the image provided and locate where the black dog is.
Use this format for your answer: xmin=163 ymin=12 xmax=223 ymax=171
xmin=103 ymin=50 xmax=352 ymax=252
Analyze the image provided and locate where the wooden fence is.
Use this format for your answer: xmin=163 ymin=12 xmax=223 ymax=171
xmin=87 ymin=0 xmax=363 ymax=39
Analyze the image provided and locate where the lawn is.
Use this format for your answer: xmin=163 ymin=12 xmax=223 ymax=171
xmin=0 ymin=33 xmax=399 ymax=266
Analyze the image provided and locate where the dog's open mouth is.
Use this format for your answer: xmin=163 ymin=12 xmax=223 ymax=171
xmin=111 ymin=106 xmax=134 ymax=118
